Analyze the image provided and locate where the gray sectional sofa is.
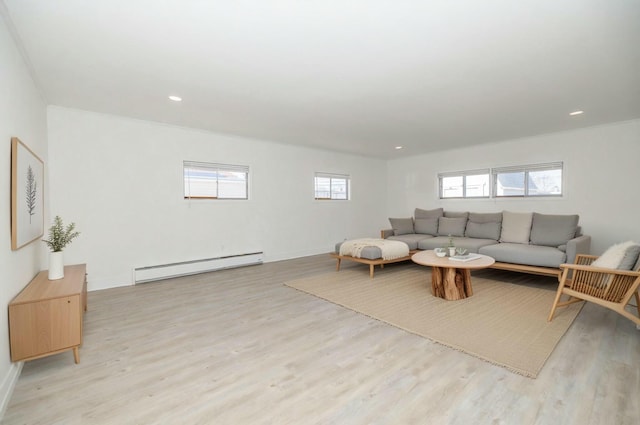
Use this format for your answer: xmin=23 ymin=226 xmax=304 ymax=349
xmin=382 ymin=208 xmax=591 ymax=278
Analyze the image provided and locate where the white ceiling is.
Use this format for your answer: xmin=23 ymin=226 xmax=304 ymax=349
xmin=3 ymin=0 xmax=640 ymax=158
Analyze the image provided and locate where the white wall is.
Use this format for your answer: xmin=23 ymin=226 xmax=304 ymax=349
xmin=0 ymin=15 xmax=48 ymax=418
xmin=387 ymin=119 xmax=640 ymax=255
xmin=47 ymin=107 xmax=388 ymax=290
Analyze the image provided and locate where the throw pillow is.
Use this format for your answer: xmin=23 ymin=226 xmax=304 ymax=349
xmin=388 ymin=217 xmax=414 ymax=235
xmin=465 ymin=222 xmax=501 ymax=240
xmin=465 ymin=212 xmax=502 ymax=240
xmin=499 ymin=211 xmax=533 ymax=244
xmin=414 ymin=207 xmax=443 ymax=219
xmin=444 ymin=211 xmax=469 ymax=219
xmin=529 ymin=213 xmax=579 ymax=247
xmin=468 ymin=212 xmax=503 ymax=224
xmin=619 ymin=244 xmax=640 ymax=269
xmin=592 ymin=241 xmax=640 ymax=270
xmin=414 ymin=218 xmax=438 ymax=235
xmin=437 ymin=217 xmax=467 ymax=237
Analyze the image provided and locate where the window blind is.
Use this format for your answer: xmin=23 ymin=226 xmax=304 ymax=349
xmin=184 ymin=161 xmax=249 ymax=174
xmin=438 ymin=169 xmax=490 ymax=179
xmin=492 ymin=162 xmax=562 ymax=174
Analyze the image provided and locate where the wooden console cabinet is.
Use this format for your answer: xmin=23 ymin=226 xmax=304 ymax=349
xmin=9 ymin=264 xmax=87 ymax=364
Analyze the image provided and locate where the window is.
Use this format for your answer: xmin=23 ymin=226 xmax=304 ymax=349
xmin=493 ymin=162 xmax=563 ymax=197
xmin=439 ymin=169 xmax=490 ymax=199
xmin=183 ymin=161 xmax=249 ymax=200
xmin=438 ymin=162 xmax=563 ymax=199
xmin=314 ymin=172 xmax=350 ymax=200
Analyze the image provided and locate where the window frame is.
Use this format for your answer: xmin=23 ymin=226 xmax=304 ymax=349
xmin=183 ymin=161 xmax=249 ymax=200
xmin=492 ymin=162 xmax=563 ymax=198
xmin=438 ymin=162 xmax=564 ymax=199
xmin=314 ymin=172 xmax=350 ymax=201
xmin=438 ymin=169 xmax=491 ymax=199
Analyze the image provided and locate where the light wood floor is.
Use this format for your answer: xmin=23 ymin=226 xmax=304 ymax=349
xmin=3 ymin=255 xmax=639 ymax=425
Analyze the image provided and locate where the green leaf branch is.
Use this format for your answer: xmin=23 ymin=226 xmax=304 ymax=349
xmin=26 ymin=165 xmax=37 ymax=224
xmin=42 ymin=216 xmax=80 ymax=252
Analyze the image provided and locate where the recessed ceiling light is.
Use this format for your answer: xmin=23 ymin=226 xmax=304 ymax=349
xmin=168 ymin=95 xmax=182 ymax=102
xmin=569 ymin=110 xmax=584 ymax=116
xmin=395 ymin=146 xmax=403 ymax=150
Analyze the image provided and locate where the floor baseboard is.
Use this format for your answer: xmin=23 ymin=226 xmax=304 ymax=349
xmin=0 ymin=362 xmax=22 ymax=422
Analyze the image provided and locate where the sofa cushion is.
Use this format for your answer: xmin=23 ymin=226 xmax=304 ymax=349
xmin=414 ymin=207 xmax=444 ymax=219
xmin=388 ymin=217 xmax=414 ymax=235
xmin=444 ymin=211 xmax=469 ymax=219
xmin=414 ymin=218 xmax=438 ymax=235
xmin=466 ymin=222 xmax=501 ymax=240
xmin=418 ymin=236 xmax=498 ymax=253
xmin=465 ymin=212 xmax=503 ymax=240
xmin=335 ymin=242 xmax=382 ymax=260
xmin=388 ymin=234 xmax=433 ymax=251
xmin=529 ymin=213 xmax=579 ymax=247
xmin=468 ymin=212 xmax=503 ymax=223
xmin=499 ymin=211 xmax=533 ymax=244
xmin=592 ymin=241 xmax=640 ymax=270
xmin=479 ymin=243 xmax=566 ymax=268
xmin=437 ymin=217 xmax=467 ymax=237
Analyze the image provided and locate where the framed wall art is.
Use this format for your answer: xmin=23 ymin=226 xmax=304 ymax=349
xmin=11 ymin=137 xmax=44 ymax=250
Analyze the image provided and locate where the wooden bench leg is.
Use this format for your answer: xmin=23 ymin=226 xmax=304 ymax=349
xmin=336 ymin=258 xmax=341 ymax=271
xmin=370 ymin=264 xmax=375 ymax=278
xmin=73 ymin=346 xmax=80 ymax=364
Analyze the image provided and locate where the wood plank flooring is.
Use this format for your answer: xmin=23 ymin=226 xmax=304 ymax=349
xmin=3 ymin=255 xmax=639 ymax=425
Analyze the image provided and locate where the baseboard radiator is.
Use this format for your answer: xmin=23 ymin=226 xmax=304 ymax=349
xmin=134 ymin=252 xmax=263 ymax=284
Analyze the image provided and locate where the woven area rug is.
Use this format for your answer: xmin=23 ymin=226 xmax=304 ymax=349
xmin=285 ymin=266 xmax=583 ymax=378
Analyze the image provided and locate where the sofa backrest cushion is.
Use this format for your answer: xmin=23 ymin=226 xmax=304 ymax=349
xmin=465 ymin=212 xmax=502 ymax=240
xmin=499 ymin=211 xmax=533 ymax=244
xmin=414 ymin=218 xmax=438 ymax=235
xmin=529 ymin=213 xmax=579 ymax=247
xmin=575 ymin=225 xmax=583 ymax=237
xmin=438 ymin=217 xmax=467 ymax=237
xmin=389 ymin=217 xmax=414 ymax=235
xmin=468 ymin=212 xmax=502 ymax=224
xmin=444 ymin=211 xmax=469 ymax=219
xmin=414 ymin=207 xmax=444 ymax=219
xmin=592 ymin=241 xmax=640 ymax=270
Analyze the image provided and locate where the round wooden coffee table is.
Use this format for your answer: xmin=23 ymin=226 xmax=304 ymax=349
xmin=411 ymin=250 xmax=495 ymax=300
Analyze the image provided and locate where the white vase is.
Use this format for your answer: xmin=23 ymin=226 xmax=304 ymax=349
xmin=448 ymin=247 xmax=456 ymax=257
xmin=48 ymin=251 xmax=64 ymax=280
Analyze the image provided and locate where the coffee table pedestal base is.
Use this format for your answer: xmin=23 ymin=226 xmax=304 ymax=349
xmin=431 ymin=266 xmax=473 ymax=300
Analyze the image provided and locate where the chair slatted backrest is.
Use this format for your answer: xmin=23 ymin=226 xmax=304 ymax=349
xmin=570 ymin=254 xmax=640 ymax=303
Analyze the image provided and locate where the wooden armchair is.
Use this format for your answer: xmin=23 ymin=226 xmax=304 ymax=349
xmin=548 ymin=254 xmax=640 ymax=326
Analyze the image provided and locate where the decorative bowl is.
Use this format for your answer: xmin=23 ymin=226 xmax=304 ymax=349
xmin=434 ymin=248 xmax=447 ymax=258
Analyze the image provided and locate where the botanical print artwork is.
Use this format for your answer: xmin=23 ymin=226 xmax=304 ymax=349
xmin=26 ymin=165 xmax=37 ymax=223
xmin=11 ymin=137 xmax=44 ymax=250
